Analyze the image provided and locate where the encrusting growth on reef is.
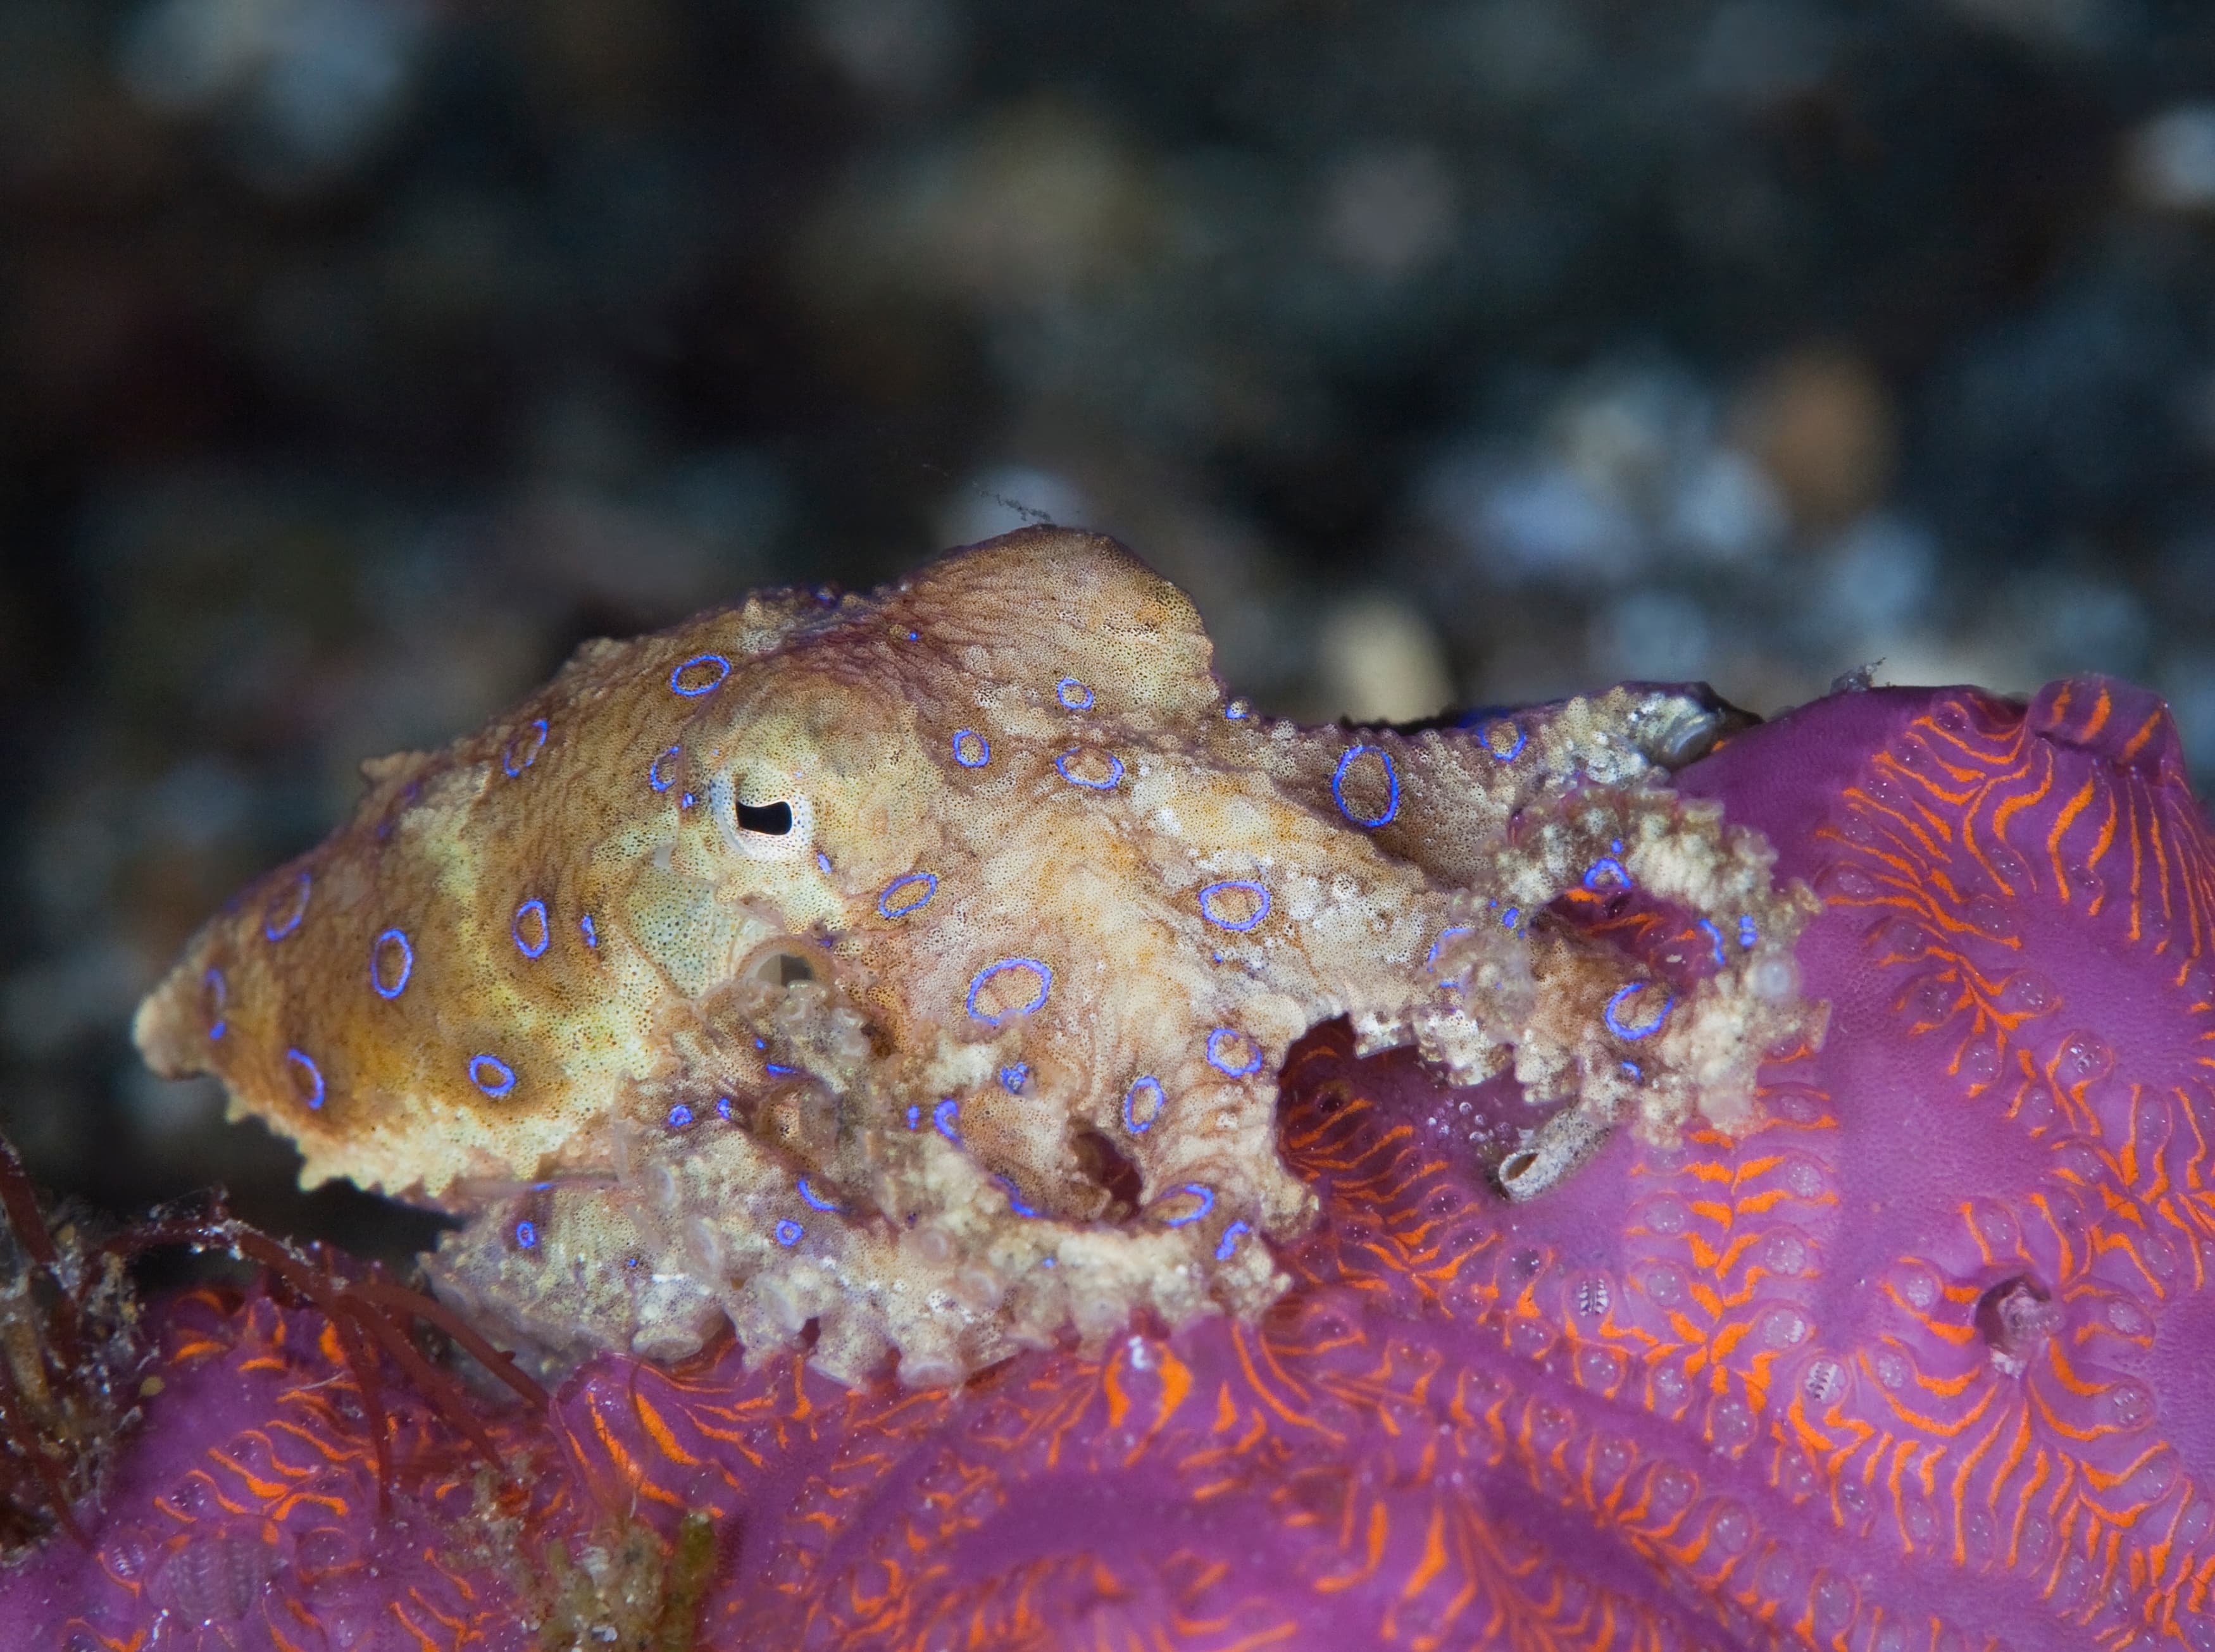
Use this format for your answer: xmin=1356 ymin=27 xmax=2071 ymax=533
xmin=134 ymin=528 xmax=1823 ymax=1388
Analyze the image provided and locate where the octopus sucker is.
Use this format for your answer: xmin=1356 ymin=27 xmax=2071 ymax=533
xmin=134 ymin=528 xmax=1822 ymax=1384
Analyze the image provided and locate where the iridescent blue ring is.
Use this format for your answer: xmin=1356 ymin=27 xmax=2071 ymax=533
xmin=1484 ymin=719 xmax=1527 ymax=762
xmin=649 ymin=745 xmax=681 ymax=793
xmin=1697 ymin=918 xmax=1726 ymax=967
xmin=932 ymin=1096 xmax=962 ymax=1142
xmin=1198 ymin=879 xmax=1271 ymax=932
xmin=470 ymin=1054 xmax=516 ymax=1098
xmin=580 ymin=914 xmax=599 ymax=948
xmin=1161 ymin=1184 xmax=1214 ymax=1228
xmin=797 ymin=1177 xmax=842 ymax=1213
xmin=667 ymin=1103 xmax=694 ymax=1129
xmin=669 ymin=653 xmax=730 ymax=696
xmin=204 ymin=967 xmax=228 ymax=1040
xmin=286 ymin=1048 xmax=325 ymax=1110
xmin=952 ymin=730 xmax=990 ymax=767
xmin=1331 ymin=745 xmax=1399 ymax=828
xmin=1055 ymin=748 xmax=1124 ymax=789
xmin=1206 ymin=1028 xmax=1263 ymax=1078
xmin=1122 ymin=1076 xmax=1165 ymax=1134
xmin=966 ymin=958 xmax=1052 ymax=1024
xmin=1604 ymin=983 xmax=1672 ymax=1041
xmin=515 ymin=1221 xmax=537 ymax=1250
xmin=1583 ymin=857 xmax=1629 ymax=890
xmin=370 ymin=929 xmax=413 ymax=999
xmin=512 ymin=898 xmax=549 ymax=959
xmin=503 ymin=718 xmax=547 ymax=776
xmin=878 ymin=872 xmax=937 ymax=919
xmin=999 ymin=1174 xmax=1042 ymax=1217
xmin=1425 ymin=926 xmax=1471 ymax=972
xmin=1214 ymin=1219 xmax=1251 ymax=1260
xmin=263 ymin=871 xmax=311 ymax=941
xmin=1056 ymin=676 xmax=1094 ymax=710
xmin=775 ymin=1219 xmax=803 ymax=1247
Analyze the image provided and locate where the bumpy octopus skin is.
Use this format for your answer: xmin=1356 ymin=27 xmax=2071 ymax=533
xmin=133 ymin=529 xmax=1818 ymax=1385
xmin=14 ymin=672 xmax=2215 ymax=1649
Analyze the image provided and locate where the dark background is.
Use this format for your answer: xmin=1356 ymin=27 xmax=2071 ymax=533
xmin=5 ymin=0 xmax=2215 ymax=1250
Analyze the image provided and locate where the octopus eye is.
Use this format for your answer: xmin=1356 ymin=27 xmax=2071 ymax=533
xmin=735 ymin=799 xmax=792 ymax=835
xmin=758 ymin=951 xmax=816 ymax=988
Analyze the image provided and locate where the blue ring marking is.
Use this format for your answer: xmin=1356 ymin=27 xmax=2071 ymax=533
xmin=1697 ymin=918 xmax=1726 ymax=967
xmin=1226 ymin=700 xmax=1250 ymax=721
xmin=817 ymin=851 xmax=832 ymax=875
xmin=797 ymin=1177 xmax=841 ymax=1213
xmin=1056 ymin=676 xmax=1094 ymax=710
xmin=878 ymin=872 xmax=937 ymax=919
xmin=1161 ymin=1184 xmax=1214 ymax=1228
xmin=998 ymin=1175 xmax=1042 ymax=1217
xmin=1738 ymin=915 xmax=1759 ymax=948
xmin=1604 ymin=983 xmax=1672 ymax=1041
xmin=370 ymin=929 xmax=413 ymax=999
xmin=966 ymin=958 xmax=1052 ymax=1025
xmin=1215 ymin=1219 xmax=1251 ymax=1261
xmin=667 ymin=1103 xmax=694 ymax=1129
xmin=470 ymin=1054 xmax=516 ymax=1098
xmin=680 ymin=791 xmax=696 ymax=809
xmin=286 ymin=1048 xmax=325 ymax=1110
xmin=263 ymin=871 xmax=311 ymax=941
xmin=1000 ymin=1062 xmax=1028 ymax=1093
xmin=1206 ymin=1028 xmax=1263 ymax=1078
xmin=906 ymin=1103 xmax=921 ymax=1131
xmin=1055 ymin=748 xmax=1124 ymax=789
xmin=580 ymin=914 xmax=598 ymax=948
xmin=1123 ymin=1076 xmax=1165 ymax=1134
xmin=1501 ymin=907 xmax=1520 ymax=931
xmin=1425 ymin=926 xmax=1471 ymax=972
xmin=775 ymin=1219 xmax=803 ymax=1247
xmin=512 ymin=899 xmax=550 ymax=959
xmin=932 ymin=1096 xmax=962 ymax=1143
xmin=1483 ymin=719 xmax=1527 ymax=761
xmin=1620 ymin=1060 xmax=1643 ymax=1080
xmin=204 ymin=967 xmax=228 ymax=1040
xmin=503 ymin=718 xmax=547 ymax=776
xmin=1330 ymin=745 xmax=1399 ymax=828
xmin=1198 ymin=880 xmax=1271 ymax=932
xmin=1583 ymin=857 xmax=1629 ymax=890
xmin=669 ymin=653 xmax=730 ymax=697
xmin=952 ymin=730 xmax=990 ymax=767
xmin=649 ymin=745 xmax=681 ymax=793
xmin=765 ymin=1062 xmax=800 ymax=1077
xmin=515 ymin=1221 xmax=537 ymax=1250
xmin=716 ymin=1096 xmax=734 ymax=1121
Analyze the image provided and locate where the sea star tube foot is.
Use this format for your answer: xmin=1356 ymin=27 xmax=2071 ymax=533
xmin=133 ymin=529 xmax=1821 ymax=1385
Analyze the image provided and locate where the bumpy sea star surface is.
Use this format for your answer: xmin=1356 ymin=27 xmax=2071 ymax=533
xmin=132 ymin=531 xmax=1816 ymax=1386
xmin=3 ymin=670 xmax=2213 ymax=1648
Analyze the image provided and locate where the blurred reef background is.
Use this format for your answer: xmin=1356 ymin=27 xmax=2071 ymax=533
xmin=5 ymin=0 xmax=2215 ymax=1242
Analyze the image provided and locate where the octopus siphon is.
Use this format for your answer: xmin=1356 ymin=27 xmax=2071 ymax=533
xmin=134 ymin=528 xmax=1822 ymax=1387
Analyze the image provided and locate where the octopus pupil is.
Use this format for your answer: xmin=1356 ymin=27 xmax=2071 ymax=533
xmin=762 ymin=952 xmax=816 ymax=987
xmin=736 ymin=800 xmax=793 ymax=835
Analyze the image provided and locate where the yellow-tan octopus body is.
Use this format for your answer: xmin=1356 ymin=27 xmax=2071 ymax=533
xmin=135 ymin=530 xmax=1821 ymax=1385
